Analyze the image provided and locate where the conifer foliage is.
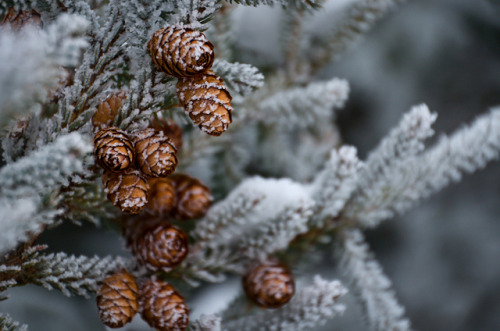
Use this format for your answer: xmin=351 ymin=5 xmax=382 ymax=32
xmin=0 ymin=0 xmax=499 ymax=330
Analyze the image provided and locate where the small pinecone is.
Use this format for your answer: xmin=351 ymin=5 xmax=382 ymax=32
xmin=243 ymin=262 xmax=295 ymax=309
xmin=151 ymin=118 xmax=184 ymax=151
xmin=176 ymin=71 xmax=233 ymax=136
xmin=96 ymin=270 xmax=139 ymax=328
xmin=102 ymin=169 xmax=149 ymax=214
xmin=132 ymin=223 xmax=188 ymax=271
xmin=93 ymin=92 xmax=127 ymax=130
xmin=139 ymin=278 xmax=189 ymax=331
xmin=94 ymin=127 xmax=135 ymax=173
xmin=172 ymin=174 xmax=213 ymax=220
xmin=147 ymin=25 xmax=214 ymax=78
xmin=147 ymin=178 xmax=176 ymax=216
xmin=1 ymin=8 xmax=43 ymax=31
xmin=133 ymin=128 xmax=178 ymax=178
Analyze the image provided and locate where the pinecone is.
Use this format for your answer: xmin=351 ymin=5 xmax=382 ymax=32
xmin=102 ymin=169 xmax=149 ymax=214
xmin=1 ymin=8 xmax=43 ymax=31
xmin=147 ymin=25 xmax=214 ymax=78
xmin=172 ymin=174 xmax=213 ymax=220
xmin=139 ymin=278 xmax=189 ymax=331
xmin=94 ymin=127 xmax=135 ymax=173
xmin=176 ymin=71 xmax=233 ymax=136
xmin=93 ymin=92 xmax=127 ymax=130
xmin=96 ymin=270 xmax=139 ymax=328
xmin=132 ymin=223 xmax=189 ymax=271
xmin=151 ymin=118 xmax=184 ymax=151
xmin=133 ymin=128 xmax=178 ymax=178
xmin=147 ymin=178 xmax=176 ymax=216
xmin=243 ymin=262 xmax=295 ymax=309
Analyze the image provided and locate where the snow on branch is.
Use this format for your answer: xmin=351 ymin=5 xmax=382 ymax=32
xmin=0 ymin=313 xmax=28 ymax=331
xmin=0 ymin=14 xmax=88 ymax=129
xmin=27 ymin=253 xmax=132 ymax=298
xmin=256 ymin=78 xmax=349 ymax=130
xmin=172 ymin=0 xmax=222 ymax=26
xmin=0 ymin=133 xmax=91 ymax=253
xmin=212 ymin=60 xmax=265 ymax=97
xmin=351 ymin=107 xmax=500 ymax=227
xmin=339 ymin=229 xmax=411 ymax=331
xmin=311 ymin=145 xmax=361 ymax=227
xmin=191 ymin=314 xmax=223 ymax=331
xmin=225 ymin=276 xmax=347 ymax=331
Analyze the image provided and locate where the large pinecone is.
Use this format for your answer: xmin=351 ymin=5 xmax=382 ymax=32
xmin=243 ymin=262 xmax=295 ymax=309
xmin=133 ymin=128 xmax=178 ymax=178
xmin=96 ymin=270 xmax=139 ymax=328
xmin=139 ymin=278 xmax=189 ymax=331
xmin=92 ymin=92 xmax=127 ymax=130
xmin=172 ymin=174 xmax=213 ymax=220
xmin=148 ymin=25 xmax=214 ymax=78
xmin=94 ymin=127 xmax=135 ymax=173
xmin=176 ymin=71 xmax=233 ymax=136
xmin=0 ymin=8 xmax=43 ymax=31
xmin=147 ymin=178 xmax=176 ymax=216
xmin=132 ymin=223 xmax=189 ymax=271
xmin=102 ymin=169 xmax=149 ymax=214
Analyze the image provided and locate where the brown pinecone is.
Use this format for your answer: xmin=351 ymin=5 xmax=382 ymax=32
xmin=139 ymin=278 xmax=189 ymax=331
xmin=132 ymin=223 xmax=189 ymax=271
xmin=92 ymin=92 xmax=127 ymax=130
xmin=146 ymin=178 xmax=176 ymax=216
xmin=151 ymin=118 xmax=184 ymax=151
xmin=243 ymin=262 xmax=295 ymax=309
xmin=102 ymin=169 xmax=149 ymax=214
xmin=147 ymin=25 xmax=214 ymax=78
xmin=94 ymin=127 xmax=135 ymax=173
xmin=172 ymin=174 xmax=213 ymax=220
xmin=96 ymin=270 xmax=139 ymax=328
xmin=176 ymin=71 xmax=233 ymax=136
xmin=133 ymin=128 xmax=178 ymax=178
xmin=1 ymin=8 xmax=43 ymax=31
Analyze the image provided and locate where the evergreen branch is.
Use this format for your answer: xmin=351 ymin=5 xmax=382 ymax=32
xmin=339 ymin=229 xmax=411 ymax=331
xmin=254 ymin=78 xmax=349 ymax=130
xmin=23 ymin=253 xmax=132 ymax=298
xmin=225 ymin=276 xmax=347 ymax=330
xmin=213 ymin=60 xmax=264 ymax=97
xmin=191 ymin=314 xmax=223 ymax=331
xmin=351 ymin=107 xmax=500 ymax=227
xmin=309 ymin=0 xmax=403 ymax=73
xmin=0 ymin=313 xmax=28 ymax=331
xmin=228 ymin=0 xmax=322 ymax=11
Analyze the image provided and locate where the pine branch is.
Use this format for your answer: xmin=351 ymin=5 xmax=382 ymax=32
xmin=228 ymin=0 xmax=322 ymax=11
xmin=351 ymin=107 xmax=500 ymax=227
xmin=339 ymin=229 xmax=411 ymax=331
xmin=0 ymin=313 xmax=28 ymax=331
xmin=254 ymin=78 xmax=349 ymax=130
xmin=213 ymin=60 xmax=264 ymax=98
xmin=225 ymin=276 xmax=347 ymax=331
xmin=191 ymin=314 xmax=223 ymax=331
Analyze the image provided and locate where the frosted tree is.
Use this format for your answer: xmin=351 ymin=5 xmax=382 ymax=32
xmin=0 ymin=0 xmax=498 ymax=330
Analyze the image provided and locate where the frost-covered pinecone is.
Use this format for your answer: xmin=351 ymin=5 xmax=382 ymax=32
xmin=151 ymin=118 xmax=184 ymax=151
xmin=133 ymin=128 xmax=178 ymax=178
xmin=148 ymin=25 xmax=214 ymax=77
xmin=139 ymin=278 xmax=189 ymax=331
xmin=176 ymin=71 xmax=233 ymax=136
xmin=147 ymin=178 xmax=176 ymax=216
xmin=96 ymin=270 xmax=139 ymax=328
xmin=0 ymin=7 xmax=43 ymax=31
xmin=92 ymin=92 xmax=127 ymax=130
xmin=172 ymin=174 xmax=213 ymax=220
xmin=102 ymin=169 xmax=149 ymax=214
xmin=243 ymin=262 xmax=295 ymax=309
xmin=94 ymin=127 xmax=135 ymax=173
xmin=132 ymin=223 xmax=188 ymax=271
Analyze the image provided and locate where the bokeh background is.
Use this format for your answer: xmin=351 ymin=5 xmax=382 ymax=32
xmin=3 ymin=0 xmax=500 ymax=330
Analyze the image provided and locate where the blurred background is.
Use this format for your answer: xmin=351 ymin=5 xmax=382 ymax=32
xmin=3 ymin=0 xmax=500 ymax=330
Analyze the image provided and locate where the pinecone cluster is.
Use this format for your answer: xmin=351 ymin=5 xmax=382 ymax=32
xmin=148 ymin=25 xmax=233 ymax=136
xmin=97 ymin=271 xmax=189 ymax=331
